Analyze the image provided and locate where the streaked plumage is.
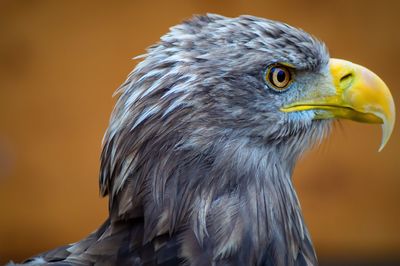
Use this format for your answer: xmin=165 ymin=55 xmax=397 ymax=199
xmin=11 ymin=14 xmax=395 ymax=266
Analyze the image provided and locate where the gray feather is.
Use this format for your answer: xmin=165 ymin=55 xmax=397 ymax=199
xmin=18 ymin=14 xmax=332 ymax=265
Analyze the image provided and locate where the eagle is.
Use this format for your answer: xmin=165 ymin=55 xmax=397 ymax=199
xmin=14 ymin=14 xmax=395 ymax=266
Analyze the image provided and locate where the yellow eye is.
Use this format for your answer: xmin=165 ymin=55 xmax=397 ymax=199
xmin=266 ymin=65 xmax=292 ymax=90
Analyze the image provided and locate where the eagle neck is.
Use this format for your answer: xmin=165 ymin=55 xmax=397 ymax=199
xmin=181 ymin=139 xmax=317 ymax=265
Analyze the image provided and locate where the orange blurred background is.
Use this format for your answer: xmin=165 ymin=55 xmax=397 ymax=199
xmin=0 ymin=0 xmax=399 ymax=265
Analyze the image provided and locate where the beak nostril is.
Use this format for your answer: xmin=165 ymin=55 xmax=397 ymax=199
xmin=339 ymin=72 xmax=353 ymax=89
xmin=340 ymin=73 xmax=353 ymax=81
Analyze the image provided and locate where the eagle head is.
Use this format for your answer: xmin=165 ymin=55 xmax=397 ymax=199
xmin=98 ymin=14 xmax=395 ymax=265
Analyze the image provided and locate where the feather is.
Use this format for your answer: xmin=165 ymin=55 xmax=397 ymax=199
xmin=17 ymin=14 xmax=332 ymax=265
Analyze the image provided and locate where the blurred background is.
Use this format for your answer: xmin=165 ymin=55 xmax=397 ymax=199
xmin=0 ymin=0 xmax=399 ymax=265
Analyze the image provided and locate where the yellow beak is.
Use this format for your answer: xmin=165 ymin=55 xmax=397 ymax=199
xmin=281 ymin=58 xmax=395 ymax=151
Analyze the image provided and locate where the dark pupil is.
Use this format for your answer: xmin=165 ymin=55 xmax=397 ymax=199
xmin=276 ymin=69 xmax=286 ymax=83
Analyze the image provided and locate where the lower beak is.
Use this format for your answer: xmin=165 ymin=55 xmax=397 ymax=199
xmin=281 ymin=58 xmax=395 ymax=151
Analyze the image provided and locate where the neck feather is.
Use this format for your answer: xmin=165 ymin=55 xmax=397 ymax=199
xmin=103 ymin=130 xmax=319 ymax=264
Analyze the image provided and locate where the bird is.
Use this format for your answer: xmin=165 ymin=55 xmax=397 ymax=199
xmin=12 ymin=14 xmax=395 ymax=266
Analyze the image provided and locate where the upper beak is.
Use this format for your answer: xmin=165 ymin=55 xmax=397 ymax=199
xmin=281 ymin=58 xmax=395 ymax=151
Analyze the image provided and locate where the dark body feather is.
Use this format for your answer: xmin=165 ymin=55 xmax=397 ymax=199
xmin=14 ymin=14 xmax=332 ymax=266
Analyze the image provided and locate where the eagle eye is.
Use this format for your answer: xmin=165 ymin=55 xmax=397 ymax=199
xmin=265 ymin=65 xmax=292 ymax=91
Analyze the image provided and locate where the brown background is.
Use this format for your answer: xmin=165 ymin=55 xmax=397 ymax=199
xmin=0 ymin=0 xmax=399 ymax=265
